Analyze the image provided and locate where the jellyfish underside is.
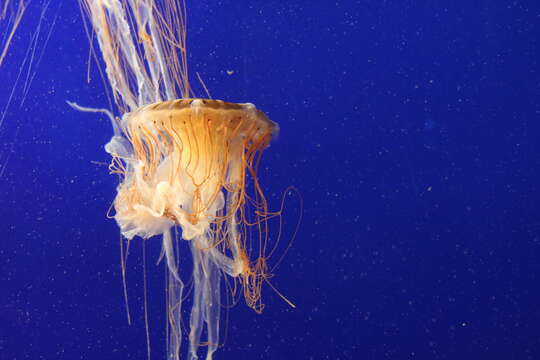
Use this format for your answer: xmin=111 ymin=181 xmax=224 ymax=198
xmin=107 ymin=98 xmax=277 ymax=360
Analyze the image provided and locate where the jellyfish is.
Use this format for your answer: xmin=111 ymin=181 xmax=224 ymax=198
xmin=75 ymin=1 xmax=282 ymax=359
xmin=107 ymin=98 xmax=277 ymax=360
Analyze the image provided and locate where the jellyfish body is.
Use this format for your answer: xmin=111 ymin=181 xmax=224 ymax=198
xmin=106 ymin=98 xmax=277 ymax=359
xmin=109 ymin=99 xmax=276 ymax=243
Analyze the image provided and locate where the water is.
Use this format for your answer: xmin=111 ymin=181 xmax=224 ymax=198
xmin=0 ymin=1 xmax=538 ymax=359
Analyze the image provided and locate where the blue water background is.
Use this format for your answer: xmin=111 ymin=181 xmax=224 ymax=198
xmin=0 ymin=1 xmax=539 ymax=359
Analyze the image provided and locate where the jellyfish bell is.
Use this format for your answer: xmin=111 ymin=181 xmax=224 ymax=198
xmin=108 ymin=98 xmax=277 ymax=244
